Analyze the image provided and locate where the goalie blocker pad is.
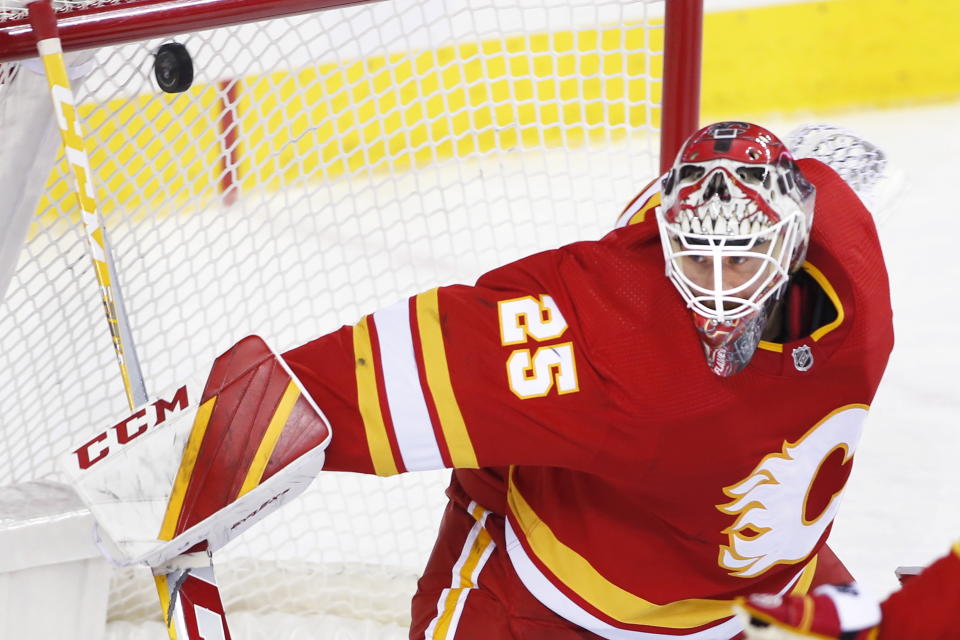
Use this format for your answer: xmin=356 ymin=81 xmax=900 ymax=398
xmin=59 ymin=335 xmax=332 ymax=568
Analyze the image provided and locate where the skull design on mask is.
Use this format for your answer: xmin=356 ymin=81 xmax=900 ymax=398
xmin=657 ymin=122 xmax=816 ymax=376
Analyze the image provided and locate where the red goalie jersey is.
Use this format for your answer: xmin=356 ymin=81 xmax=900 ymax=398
xmin=284 ymin=158 xmax=893 ymax=639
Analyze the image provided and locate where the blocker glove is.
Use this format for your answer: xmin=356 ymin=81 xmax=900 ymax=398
xmin=734 ymin=583 xmax=881 ymax=640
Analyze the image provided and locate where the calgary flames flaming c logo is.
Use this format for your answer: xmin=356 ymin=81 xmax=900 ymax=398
xmin=717 ymin=405 xmax=868 ymax=578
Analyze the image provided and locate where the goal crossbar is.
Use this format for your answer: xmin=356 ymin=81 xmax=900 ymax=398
xmin=0 ymin=0 xmax=380 ymax=62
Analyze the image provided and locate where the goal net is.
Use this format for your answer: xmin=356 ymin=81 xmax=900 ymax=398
xmin=0 ymin=1 xmax=700 ymax=636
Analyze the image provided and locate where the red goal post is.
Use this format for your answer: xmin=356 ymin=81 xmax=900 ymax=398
xmin=0 ymin=1 xmax=702 ymax=636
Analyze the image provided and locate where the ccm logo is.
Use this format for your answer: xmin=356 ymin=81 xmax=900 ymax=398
xmin=73 ymin=386 xmax=189 ymax=470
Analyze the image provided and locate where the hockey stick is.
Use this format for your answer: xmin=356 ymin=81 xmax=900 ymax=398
xmin=25 ymin=0 xmax=147 ymax=410
xmin=25 ymin=2 xmax=231 ymax=639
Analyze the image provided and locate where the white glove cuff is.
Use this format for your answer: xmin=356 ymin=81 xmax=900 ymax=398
xmin=814 ymin=583 xmax=881 ymax=632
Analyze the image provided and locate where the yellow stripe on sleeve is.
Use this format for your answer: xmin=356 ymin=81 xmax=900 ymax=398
xmin=416 ymin=288 xmax=479 ymax=469
xmin=158 ymin=395 xmax=217 ymax=541
xmin=236 ymin=379 xmax=300 ymax=498
xmin=353 ymin=316 xmax=400 ymax=476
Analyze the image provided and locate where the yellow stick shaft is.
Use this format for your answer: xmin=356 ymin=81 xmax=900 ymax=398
xmin=29 ymin=1 xmax=145 ymax=411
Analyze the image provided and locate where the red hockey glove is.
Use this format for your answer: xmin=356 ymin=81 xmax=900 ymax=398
xmin=734 ymin=583 xmax=881 ymax=640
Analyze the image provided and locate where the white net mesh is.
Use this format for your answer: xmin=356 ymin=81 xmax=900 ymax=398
xmin=0 ymin=0 xmax=667 ymax=635
xmin=786 ymin=123 xmax=903 ymax=219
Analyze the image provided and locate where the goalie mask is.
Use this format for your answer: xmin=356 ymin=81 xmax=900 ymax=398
xmin=656 ymin=122 xmax=815 ymax=377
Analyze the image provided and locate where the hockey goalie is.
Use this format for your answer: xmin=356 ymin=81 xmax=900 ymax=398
xmin=65 ymin=122 xmax=901 ymax=639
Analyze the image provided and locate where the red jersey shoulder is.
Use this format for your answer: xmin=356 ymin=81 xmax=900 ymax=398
xmin=759 ymin=157 xmax=893 ymax=388
xmin=801 ymin=156 xmax=890 ymax=337
xmin=801 ymin=157 xmax=882 ymax=255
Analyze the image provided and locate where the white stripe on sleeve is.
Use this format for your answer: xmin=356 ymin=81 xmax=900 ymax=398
xmin=373 ymin=299 xmax=445 ymax=471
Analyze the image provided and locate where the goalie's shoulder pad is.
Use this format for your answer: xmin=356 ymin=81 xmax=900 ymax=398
xmin=614 ymin=176 xmax=663 ymax=229
xmin=60 ymin=335 xmax=331 ymax=567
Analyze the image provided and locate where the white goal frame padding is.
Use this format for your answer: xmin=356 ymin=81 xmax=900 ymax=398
xmin=0 ymin=61 xmax=60 ymax=303
xmin=0 ymin=481 xmax=112 ymax=639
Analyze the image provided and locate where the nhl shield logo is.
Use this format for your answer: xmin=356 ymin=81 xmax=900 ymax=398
xmin=792 ymin=345 xmax=814 ymax=371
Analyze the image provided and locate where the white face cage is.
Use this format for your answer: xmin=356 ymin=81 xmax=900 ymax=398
xmin=657 ymin=208 xmax=805 ymax=323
